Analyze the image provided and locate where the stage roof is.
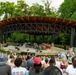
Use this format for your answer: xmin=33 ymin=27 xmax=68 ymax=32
xmin=0 ymin=16 xmax=76 ymax=28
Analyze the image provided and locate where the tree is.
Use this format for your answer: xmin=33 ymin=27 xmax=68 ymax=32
xmin=43 ymin=35 xmax=52 ymax=43
xmin=42 ymin=0 xmax=57 ymax=17
xmin=15 ymin=0 xmax=29 ymax=17
xmin=0 ymin=1 xmax=29 ymax=20
xmin=6 ymin=38 xmax=13 ymax=42
xmin=59 ymin=33 xmax=70 ymax=45
xmin=0 ymin=0 xmax=58 ymax=20
xmin=70 ymin=11 xmax=76 ymax=21
xmin=58 ymin=0 xmax=76 ymax=21
xmin=5 ymin=2 xmax=16 ymax=18
xmin=0 ymin=2 xmax=16 ymax=19
xmin=29 ymin=3 xmax=45 ymax=16
xmin=6 ymin=32 xmax=29 ymax=43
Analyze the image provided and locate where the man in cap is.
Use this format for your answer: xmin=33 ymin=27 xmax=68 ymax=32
xmin=0 ymin=54 xmax=11 ymax=75
xmin=43 ymin=57 xmax=62 ymax=75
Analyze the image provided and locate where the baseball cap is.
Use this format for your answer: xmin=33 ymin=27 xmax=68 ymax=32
xmin=34 ymin=57 xmax=41 ymax=65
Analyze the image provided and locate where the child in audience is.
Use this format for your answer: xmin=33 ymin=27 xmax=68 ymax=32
xmin=12 ymin=57 xmax=29 ymax=75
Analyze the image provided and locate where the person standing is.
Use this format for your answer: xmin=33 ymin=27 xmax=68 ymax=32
xmin=29 ymin=57 xmax=43 ymax=75
xmin=43 ymin=58 xmax=49 ymax=69
xmin=43 ymin=57 xmax=62 ymax=75
xmin=0 ymin=54 xmax=11 ymax=75
xmin=12 ymin=57 xmax=29 ymax=75
xmin=66 ymin=56 xmax=76 ymax=75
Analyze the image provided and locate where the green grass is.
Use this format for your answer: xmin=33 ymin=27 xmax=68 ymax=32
xmin=0 ymin=49 xmax=21 ymax=56
xmin=55 ymin=44 xmax=69 ymax=50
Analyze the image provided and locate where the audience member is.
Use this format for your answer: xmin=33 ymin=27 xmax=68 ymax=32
xmin=12 ymin=57 xmax=29 ymax=75
xmin=43 ymin=58 xmax=49 ymax=69
xmin=43 ymin=66 xmax=62 ymax=75
xmin=66 ymin=56 xmax=76 ymax=75
xmin=0 ymin=54 xmax=11 ymax=75
xmin=29 ymin=57 xmax=43 ymax=75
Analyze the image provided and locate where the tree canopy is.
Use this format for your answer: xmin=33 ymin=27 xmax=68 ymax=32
xmin=0 ymin=0 xmax=76 ymax=21
xmin=58 ymin=0 xmax=76 ymax=21
xmin=0 ymin=0 xmax=57 ymax=20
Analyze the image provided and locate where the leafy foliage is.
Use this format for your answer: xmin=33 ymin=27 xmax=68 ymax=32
xmin=7 ymin=32 xmax=29 ymax=43
xmin=0 ymin=2 xmax=16 ymax=19
xmin=0 ymin=0 xmax=58 ymax=20
xmin=58 ymin=0 xmax=76 ymax=21
xmin=59 ymin=33 xmax=70 ymax=45
xmin=29 ymin=3 xmax=45 ymax=16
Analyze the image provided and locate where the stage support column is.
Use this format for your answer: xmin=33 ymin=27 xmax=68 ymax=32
xmin=0 ymin=30 xmax=3 ymax=43
xmin=70 ymin=28 xmax=74 ymax=48
xmin=74 ymin=29 xmax=76 ymax=47
xmin=73 ymin=29 xmax=76 ymax=53
xmin=4 ymin=33 xmax=8 ymax=43
xmin=2 ymin=34 xmax=5 ymax=44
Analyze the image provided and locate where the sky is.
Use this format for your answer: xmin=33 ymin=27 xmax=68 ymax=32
xmin=0 ymin=0 xmax=64 ymax=9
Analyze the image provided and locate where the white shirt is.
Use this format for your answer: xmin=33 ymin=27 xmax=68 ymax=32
xmin=12 ymin=67 xmax=29 ymax=75
xmin=55 ymin=61 xmax=61 ymax=69
xmin=8 ymin=59 xmax=11 ymax=65
xmin=66 ymin=65 xmax=76 ymax=75
xmin=55 ymin=61 xmax=63 ymax=74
